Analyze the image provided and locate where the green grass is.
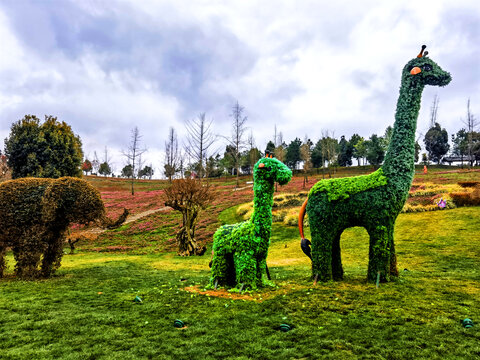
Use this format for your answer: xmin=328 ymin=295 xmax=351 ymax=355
xmin=1 ymin=207 xmax=480 ymax=359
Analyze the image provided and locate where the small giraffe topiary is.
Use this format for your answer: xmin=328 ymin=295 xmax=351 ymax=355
xmin=209 ymin=152 xmax=292 ymax=290
xmin=299 ymin=45 xmax=452 ymax=283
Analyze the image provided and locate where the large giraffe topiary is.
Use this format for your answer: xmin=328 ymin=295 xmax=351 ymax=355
xmin=209 ymin=152 xmax=292 ymax=290
xmin=299 ymin=45 xmax=451 ymax=283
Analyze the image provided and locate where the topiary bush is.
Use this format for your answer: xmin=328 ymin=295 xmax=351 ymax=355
xmin=210 ymin=155 xmax=292 ymax=290
xmin=0 ymin=177 xmax=127 ymax=278
xmin=299 ymin=46 xmax=452 ymax=283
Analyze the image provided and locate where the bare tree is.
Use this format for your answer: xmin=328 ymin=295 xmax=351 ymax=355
xmin=92 ymin=151 xmax=100 ymax=175
xmin=224 ymin=101 xmax=248 ymax=187
xmin=185 ymin=113 xmax=216 ymax=178
xmin=164 ymin=127 xmax=180 ymax=182
xmin=300 ymin=136 xmax=313 ymax=187
xmin=274 ymin=124 xmax=278 ymax=147
xmin=321 ymin=130 xmax=338 ymax=177
xmin=247 ymin=130 xmax=260 ymax=176
xmin=463 ymin=98 xmax=478 ymax=166
xmin=430 ymin=94 xmax=439 ymax=128
xmin=122 ymin=127 xmax=147 ymax=195
xmin=277 ymin=131 xmax=284 ymax=148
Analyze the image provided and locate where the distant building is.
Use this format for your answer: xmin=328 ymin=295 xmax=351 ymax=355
xmin=441 ymin=155 xmax=478 ymax=166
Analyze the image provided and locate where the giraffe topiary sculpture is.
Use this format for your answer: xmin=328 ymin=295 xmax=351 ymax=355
xmin=299 ymin=45 xmax=451 ymax=283
xmin=209 ymin=152 xmax=292 ymax=290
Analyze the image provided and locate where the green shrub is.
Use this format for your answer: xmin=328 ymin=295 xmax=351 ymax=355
xmin=0 ymin=177 xmax=124 ymax=278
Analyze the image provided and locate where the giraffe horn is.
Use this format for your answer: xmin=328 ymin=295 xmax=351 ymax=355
xmin=417 ymin=45 xmax=427 ymax=58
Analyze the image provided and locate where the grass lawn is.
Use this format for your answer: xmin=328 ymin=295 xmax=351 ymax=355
xmin=1 ymin=205 xmax=479 ymax=359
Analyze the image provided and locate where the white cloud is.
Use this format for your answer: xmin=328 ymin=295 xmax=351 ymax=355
xmin=1 ymin=0 xmax=479 ymax=170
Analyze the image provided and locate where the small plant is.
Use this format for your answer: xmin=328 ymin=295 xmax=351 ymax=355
xmin=451 ymin=185 xmax=480 ymax=206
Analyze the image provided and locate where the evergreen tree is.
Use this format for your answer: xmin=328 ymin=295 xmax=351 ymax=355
xmin=414 ymin=141 xmax=421 ymax=163
xmin=311 ymin=139 xmax=324 ymax=168
xmin=337 ymin=135 xmax=353 ymax=166
xmin=205 ymin=154 xmax=223 ymax=178
xmin=381 ymin=126 xmax=394 ymax=152
xmin=121 ymin=164 xmax=133 ymax=178
xmin=222 ymin=145 xmax=236 ymax=175
xmin=452 ymin=129 xmax=468 ymax=159
xmin=99 ymin=162 xmax=112 ymax=176
xmin=5 ymin=115 xmax=83 ymax=179
xmin=349 ymin=134 xmax=363 ymax=166
xmin=138 ymin=165 xmax=154 ymax=179
xmin=285 ymin=138 xmax=302 ymax=169
xmin=365 ymin=134 xmax=385 ymax=167
xmin=424 ymin=122 xmax=449 ymax=164
xmin=265 ymin=141 xmax=275 ymax=154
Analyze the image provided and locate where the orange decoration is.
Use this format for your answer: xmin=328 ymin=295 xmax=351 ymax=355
xmin=259 ymin=163 xmax=265 ymax=168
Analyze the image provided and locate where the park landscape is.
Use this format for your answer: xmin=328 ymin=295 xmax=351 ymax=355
xmin=0 ymin=165 xmax=479 ymax=359
xmin=1 ymin=2 xmax=480 ymax=359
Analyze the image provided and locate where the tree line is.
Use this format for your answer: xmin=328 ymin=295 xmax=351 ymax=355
xmin=2 ymin=99 xmax=478 ymax=185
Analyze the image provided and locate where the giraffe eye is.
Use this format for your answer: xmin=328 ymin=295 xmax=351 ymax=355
xmin=423 ymin=64 xmax=432 ymax=71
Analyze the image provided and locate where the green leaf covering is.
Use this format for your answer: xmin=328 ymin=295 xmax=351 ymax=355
xmin=309 ymin=168 xmax=387 ymax=201
xmin=210 ymin=156 xmax=292 ymax=290
xmin=304 ymin=47 xmax=451 ymax=283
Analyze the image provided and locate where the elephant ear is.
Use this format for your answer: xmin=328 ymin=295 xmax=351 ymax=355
xmin=42 ymin=177 xmax=105 ymax=225
xmin=41 ymin=179 xmax=65 ymax=223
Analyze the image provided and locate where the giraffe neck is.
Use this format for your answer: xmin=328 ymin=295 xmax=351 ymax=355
xmin=382 ymin=77 xmax=424 ymax=194
xmin=251 ymin=180 xmax=274 ymax=244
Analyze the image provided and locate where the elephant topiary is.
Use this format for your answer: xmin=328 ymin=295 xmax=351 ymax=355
xmin=0 ymin=177 xmax=128 ymax=278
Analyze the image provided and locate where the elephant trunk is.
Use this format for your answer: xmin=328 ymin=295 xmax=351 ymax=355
xmin=97 ymin=208 xmax=129 ymax=229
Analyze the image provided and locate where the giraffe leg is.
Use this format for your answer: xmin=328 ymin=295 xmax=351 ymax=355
xmin=387 ymin=224 xmax=399 ymax=277
xmin=256 ymin=258 xmax=272 ymax=287
xmin=367 ymin=225 xmax=390 ymax=282
xmin=311 ymin=229 xmax=334 ymax=282
xmin=210 ymin=251 xmax=231 ymax=287
xmin=234 ymin=250 xmax=257 ymax=290
xmin=332 ymin=232 xmax=344 ymax=281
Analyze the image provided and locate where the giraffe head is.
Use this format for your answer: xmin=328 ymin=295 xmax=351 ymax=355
xmin=403 ymin=45 xmax=451 ymax=87
xmin=254 ymin=151 xmax=292 ymax=185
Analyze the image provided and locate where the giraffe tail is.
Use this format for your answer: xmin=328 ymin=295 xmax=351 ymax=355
xmin=298 ymin=197 xmax=312 ymax=260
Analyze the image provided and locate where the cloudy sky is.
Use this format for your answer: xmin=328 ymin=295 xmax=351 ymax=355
xmin=0 ymin=0 xmax=478 ymax=176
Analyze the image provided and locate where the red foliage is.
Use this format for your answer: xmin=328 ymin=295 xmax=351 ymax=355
xmin=101 ymin=190 xmax=165 ymax=218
